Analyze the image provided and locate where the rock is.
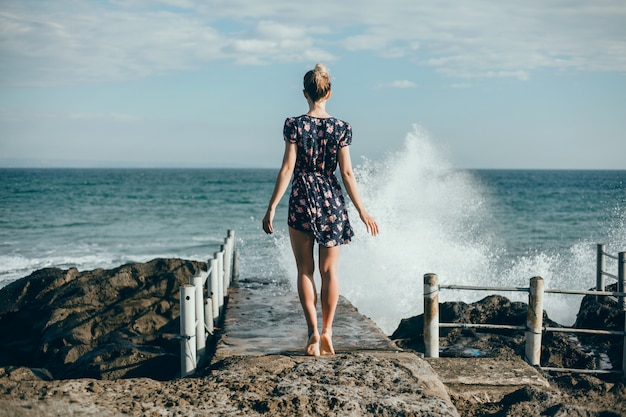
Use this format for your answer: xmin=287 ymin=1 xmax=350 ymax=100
xmin=574 ymin=283 xmax=624 ymax=370
xmin=0 ymin=258 xmax=206 ymax=380
xmin=390 ymin=295 xmax=534 ymax=357
xmin=390 ymin=293 xmax=626 ymax=416
xmin=390 ymin=293 xmax=620 ymax=371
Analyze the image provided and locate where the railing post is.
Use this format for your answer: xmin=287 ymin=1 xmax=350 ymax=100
xmin=525 ymin=276 xmax=544 ymax=366
xmin=617 ymin=252 xmax=626 ymax=379
xmin=205 ymin=298 xmax=214 ymax=335
xmin=209 ymin=258 xmax=219 ymax=321
xmin=596 ymin=244 xmax=606 ymax=295
xmin=214 ymin=250 xmax=225 ymax=313
xmin=232 ymin=249 xmax=240 ymax=287
xmin=619 ymin=252 xmax=625 ymax=311
xmin=226 ymin=229 xmax=235 ymax=285
xmin=622 ymin=310 xmax=626 ymax=381
xmin=221 ymin=243 xmax=230 ymax=297
xmin=180 ymin=284 xmax=197 ymax=377
xmin=191 ymin=270 xmax=207 ymax=364
xmin=423 ymin=273 xmax=439 ymax=358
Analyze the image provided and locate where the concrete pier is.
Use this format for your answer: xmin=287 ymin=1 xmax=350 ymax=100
xmin=214 ymin=286 xmax=398 ymax=358
xmin=211 ymin=284 xmax=552 ymax=416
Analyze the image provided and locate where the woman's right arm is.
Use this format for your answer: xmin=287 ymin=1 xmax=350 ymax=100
xmin=262 ymin=142 xmax=297 ymax=234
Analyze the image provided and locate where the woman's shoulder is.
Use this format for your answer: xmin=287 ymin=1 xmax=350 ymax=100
xmin=286 ymin=114 xmax=350 ymax=124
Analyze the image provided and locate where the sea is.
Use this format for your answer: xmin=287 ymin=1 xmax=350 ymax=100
xmin=2 ymin=128 xmax=625 ymax=335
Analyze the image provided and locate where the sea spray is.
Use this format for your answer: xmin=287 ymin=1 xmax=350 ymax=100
xmin=340 ymin=126 xmax=500 ymax=334
xmin=276 ymin=125 xmax=626 ymax=335
xmin=277 ymin=125 xmax=499 ymax=334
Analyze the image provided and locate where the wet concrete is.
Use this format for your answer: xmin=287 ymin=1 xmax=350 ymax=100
xmin=214 ymin=285 xmax=399 ymax=358
xmin=210 ymin=285 xmax=462 ymax=416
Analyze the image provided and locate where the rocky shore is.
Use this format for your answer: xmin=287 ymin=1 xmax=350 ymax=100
xmin=0 ymin=259 xmax=625 ymax=416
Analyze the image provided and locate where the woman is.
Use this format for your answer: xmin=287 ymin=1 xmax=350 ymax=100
xmin=262 ymin=63 xmax=379 ymax=356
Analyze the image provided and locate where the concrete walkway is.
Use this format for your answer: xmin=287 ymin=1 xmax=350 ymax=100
xmin=214 ymin=285 xmax=399 ymax=358
xmin=211 ymin=284 xmax=461 ymax=416
xmin=212 ymin=283 xmax=552 ymax=415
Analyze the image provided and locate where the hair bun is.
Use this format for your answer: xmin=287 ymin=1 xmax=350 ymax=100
xmin=314 ymin=63 xmax=329 ymax=77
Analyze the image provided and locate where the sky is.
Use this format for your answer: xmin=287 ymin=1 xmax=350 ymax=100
xmin=0 ymin=0 xmax=625 ymax=169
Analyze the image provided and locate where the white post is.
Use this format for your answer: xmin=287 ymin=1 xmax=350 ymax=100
xmin=423 ymin=273 xmax=439 ymax=358
xmin=191 ymin=270 xmax=207 ymax=364
xmin=205 ymin=298 xmax=214 ymax=335
xmin=180 ymin=284 xmax=197 ymax=377
xmin=208 ymin=258 xmax=219 ymax=321
xmin=221 ymin=244 xmax=230 ymax=298
xmin=226 ymin=229 xmax=235 ymax=284
xmin=232 ymin=249 xmax=240 ymax=286
xmin=525 ymin=276 xmax=544 ymax=366
xmin=215 ymin=250 xmax=225 ymax=311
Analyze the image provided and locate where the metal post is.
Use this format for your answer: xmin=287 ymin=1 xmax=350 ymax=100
xmin=596 ymin=244 xmax=606 ymax=294
xmin=191 ymin=270 xmax=207 ymax=364
xmin=227 ymin=229 xmax=235 ymax=285
xmin=619 ymin=252 xmax=625 ymax=311
xmin=232 ymin=249 xmax=240 ymax=287
xmin=525 ymin=276 xmax=544 ymax=366
xmin=617 ymin=252 xmax=626 ymax=379
xmin=180 ymin=284 xmax=196 ymax=377
xmin=215 ymin=250 xmax=225 ymax=311
xmin=205 ymin=298 xmax=214 ymax=335
xmin=208 ymin=258 xmax=219 ymax=321
xmin=221 ymin=243 xmax=230 ymax=296
xmin=423 ymin=273 xmax=439 ymax=358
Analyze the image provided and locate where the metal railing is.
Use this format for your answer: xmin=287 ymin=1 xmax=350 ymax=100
xmin=423 ymin=245 xmax=626 ymax=377
xmin=179 ymin=229 xmax=238 ymax=377
xmin=597 ymin=244 xmax=626 ymax=308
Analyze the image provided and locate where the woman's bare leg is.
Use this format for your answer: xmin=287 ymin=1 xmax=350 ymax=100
xmin=319 ymin=244 xmax=341 ymax=355
xmin=289 ymin=227 xmax=319 ymax=356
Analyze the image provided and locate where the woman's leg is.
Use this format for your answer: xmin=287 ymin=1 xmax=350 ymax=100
xmin=318 ymin=244 xmax=341 ymax=355
xmin=289 ymin=227 xmax=319 ymax=356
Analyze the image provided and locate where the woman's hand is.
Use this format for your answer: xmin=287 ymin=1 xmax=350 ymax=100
xmin=359 ymin=211 xmax=379 ymax=236
xmin=262 ymin=208 xmax=275 ymax=234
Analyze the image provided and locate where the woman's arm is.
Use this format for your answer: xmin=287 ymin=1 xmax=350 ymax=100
xmin=263 ymin=142 xmax=297 ymax=234
xmin=338 ymin=146 xmax=379 ymax=236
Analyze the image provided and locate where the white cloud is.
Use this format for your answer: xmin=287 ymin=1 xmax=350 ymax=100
xmin=1 ymin=0 xmax=625 ymax=86
xmin=377 ymin=80 xmax=417 ymax=89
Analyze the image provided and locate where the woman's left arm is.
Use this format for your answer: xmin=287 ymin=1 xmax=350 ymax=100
xmin=338 ymin=146 xmax=379 ymax=236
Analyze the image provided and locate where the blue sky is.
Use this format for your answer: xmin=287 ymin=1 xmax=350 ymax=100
xmin=0 ymin=0 xmax=625 ymax=169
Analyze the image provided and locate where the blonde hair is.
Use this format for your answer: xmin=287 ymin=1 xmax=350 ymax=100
xmin=303 ymin=63 xmax=331 ymax=102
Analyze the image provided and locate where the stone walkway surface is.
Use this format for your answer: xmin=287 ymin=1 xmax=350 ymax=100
xmin=211 ymin=284 xmax=552 ymax=416
xmin=214 ymin=285 xmax=398 ymax=358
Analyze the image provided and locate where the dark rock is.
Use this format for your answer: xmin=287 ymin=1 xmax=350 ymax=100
xmin=391 ymin=292 xmax=621 ymax=372
xmin=391 ymin=295 xmax=532 ymax=357
xmin=574 ymin=283 xmax=624 ymax=370
xmin=0 ymin=258 xmax=206 ymax=380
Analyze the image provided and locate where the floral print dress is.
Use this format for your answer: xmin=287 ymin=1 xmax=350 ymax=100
xmin=284 ymin=115 xmax=354 ymax=247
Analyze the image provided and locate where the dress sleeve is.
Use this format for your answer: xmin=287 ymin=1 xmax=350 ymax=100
xmin=283 ymin=117 xmax=297 ymax=143
xmin=339 ymin=121 xmax=352 ymax=148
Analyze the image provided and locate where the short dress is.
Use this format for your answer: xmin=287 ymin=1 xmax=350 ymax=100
xmin=284 ymin=115 xmax=355 ymax=247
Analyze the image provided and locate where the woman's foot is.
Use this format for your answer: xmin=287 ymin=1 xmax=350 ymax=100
xmin=320 ymin=330 xmax=334 ymax=355
xmin=305 ymin=332 xmax=320 ymax=356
